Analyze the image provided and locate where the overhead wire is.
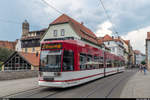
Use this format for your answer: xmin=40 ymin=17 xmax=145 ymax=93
xmin=0 ymin=0 xmax=64 ymax=30
xmin=41 ymin=0 xmax=63 ymax=15
xmin=99 ymin=0 xmax=119 ymax=37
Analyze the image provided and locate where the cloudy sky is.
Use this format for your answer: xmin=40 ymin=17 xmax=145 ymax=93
xmin=0 ymin=0 xmax=150 ymax=53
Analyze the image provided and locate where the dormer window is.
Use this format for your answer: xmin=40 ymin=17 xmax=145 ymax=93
xmin=34 ymin=33 xmax=36 ymax=36
xmin=61 ymin=29 xmax=65 ymax=36
xmin=53 ymin=30 xmax=57 ymax=37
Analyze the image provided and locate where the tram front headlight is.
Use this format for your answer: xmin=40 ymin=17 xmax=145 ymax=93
xmin=39 ymin=71 xmax=43 ymax=77
xmin=54 ymin=72 xmax=61 ymax=76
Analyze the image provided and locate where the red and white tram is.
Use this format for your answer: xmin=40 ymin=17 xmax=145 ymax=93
xmin=39 ymin=40 xmax=125 ymax=88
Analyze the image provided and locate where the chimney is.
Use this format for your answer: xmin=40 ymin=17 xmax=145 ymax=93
xmin=147 ymin=32 xmax=150 ymax=38
xmin=81 ymin=22 xmax=84 ymax=25
xmin=22 ymin=20 xmax=29 ymax=37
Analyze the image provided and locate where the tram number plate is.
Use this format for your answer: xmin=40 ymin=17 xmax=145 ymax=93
xmin=43 ymin=76 xmax=54 ymax=81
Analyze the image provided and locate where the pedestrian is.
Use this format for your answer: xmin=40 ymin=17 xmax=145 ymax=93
xmin=143 ymin=64 xmax=147 ymax=75
xmin=139 ymin=64 xmax=142 ymax=72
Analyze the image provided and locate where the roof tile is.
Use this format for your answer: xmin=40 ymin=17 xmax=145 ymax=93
xmin=0 ymin=41 xmax=16 ymax=50
xmin=19 ymin=52 xmax=40 ymax=67
xmin=50 ymin=14 xmax=98 ymax=44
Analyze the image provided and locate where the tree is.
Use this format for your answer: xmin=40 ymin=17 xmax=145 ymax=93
xmin=0 ymin=61 xmax=3 ymax=71
xmin=141 ymin=60 xmax=146 ymax=65
xmin=0 ymin=48 xmax=14 ymax=62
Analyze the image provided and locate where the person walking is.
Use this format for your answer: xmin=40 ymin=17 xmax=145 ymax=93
xmin=139 ymin=64 xmax=143 ymax=72
xmin=143 ymin=64 xmax=147 ymax=75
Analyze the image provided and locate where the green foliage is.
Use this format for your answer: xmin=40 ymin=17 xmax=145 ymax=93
xmin=0 ymin=48 xmax=14 ymax=62
xmin=141 ymin=60 xmax=146 ymax=65
xmin=0 ymin=61 xmax=3 ymax=71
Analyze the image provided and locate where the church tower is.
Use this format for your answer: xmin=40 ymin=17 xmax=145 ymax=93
xmin=22 ymin=20 xmax=29 ymax=37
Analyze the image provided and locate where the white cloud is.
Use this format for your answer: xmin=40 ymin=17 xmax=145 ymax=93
xmin=122 ymin=26 xmax=150 ymax=54
xmin=22 ymin=0 xmax=150 ymax=55
xmin=95 ymin=21 xmax=113 ymax=37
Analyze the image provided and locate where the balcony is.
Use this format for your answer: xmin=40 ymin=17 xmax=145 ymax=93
xmin=21 ymin=42 xmax=40 ymax=48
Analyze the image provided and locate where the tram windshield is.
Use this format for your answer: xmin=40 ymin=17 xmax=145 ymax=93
xmin=40 ymin=50 xmax=62 ymax=72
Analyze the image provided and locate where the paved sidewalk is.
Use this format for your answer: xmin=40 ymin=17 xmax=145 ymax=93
xmin=0 ymin=77 xmax=39 ymax=97
xmin=120 ymin=70 xmax=150 ymax=98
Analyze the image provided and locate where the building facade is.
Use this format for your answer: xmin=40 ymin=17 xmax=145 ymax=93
xmin=41 ymin=14 xmax=104 ymax=51
xmin=101 ymin=35 xmax=125 ymax=58
xmin=20 ymin=20 xmax=47 ymax=53
xmin=1 ymin=52 xmax=40 ymax=71
xmin=134 ymin=50 xmax=146 ymax=65
xmin=146 ymin=32 xmax=150 ymax=70
xmin=0 ymin=40 xmax=17 ymax=50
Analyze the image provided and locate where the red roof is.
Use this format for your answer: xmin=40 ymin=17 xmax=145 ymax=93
xmin=97 ymin=37 xmax=104 ymax=45
xmin=123 ymin=40 xmax=130 ymax=45
xmin=102 ymin=34 xmax=113 ymax=42
xmin=0 ymin=41 xmax=16 ymax=50
xmin=50 ymin=14 xmax=98 ymax=44
xmin=134 ymin=50 xmax=141 ymax=55
xmin=19 ymin=52 xmax=40 ymax=67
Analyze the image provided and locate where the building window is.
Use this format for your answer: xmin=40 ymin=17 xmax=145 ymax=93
xmin=25 ymin=48 xmax=28 ymax=53
xmin=25 ymin=41 xmax=28 ymax=44
xmin=34 ymin=33 xmax=36 ymax=36
xmin=61 ymin=29 xmax=65 ymax=36
xmin=108 ymin=42 xmax=110 ymax=45
xmin=112 ymin=47 xmax=115 ymax=52
xmin=32 ymin=48 xmax=35 ymax=52
xmin=53 ymin=30 xmax=58 ymax=37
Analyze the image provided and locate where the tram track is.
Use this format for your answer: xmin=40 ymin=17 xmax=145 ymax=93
xmin=105 ymin=74 xmax=130 ymax=98
xmin=3 ymin=70 xmax=136 ymax=98
xmin=105 ymin=70 xmax=136 ymax=98
xmin=2 ymin=86 xmax=48 ymax=98
xmin=4 ymin=85 xmax=65 ymax=98
xmin=83 ymin=70 xmax=136 ymax=98
xmin=42 ymin=70 xmax=136 ymax=98
xmin=2 ymin=87 xmax=40 ymax=98
xmin=43 ymin=71 xmax=128 ymax=98
xmin=81 ymin=72 xmax=126 ymax=98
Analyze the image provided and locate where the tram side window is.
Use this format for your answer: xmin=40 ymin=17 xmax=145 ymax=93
xmin=99 ymin=57 xmax=104 ymax=68
xmin=114 ymin=61 xmax=118 ymax=67
xmin=107 ymin=60 xmax=112 ymax=68
xmin=63 ymin=50 xmax=74 ymax=71
xmin=87 ymin=55 xmax=93 ymax=69
xmin=80 ymin=54 xmax=87 ymax=70
xmin=93 ymin=56 xmax=99 ymax=69
xmin=122 ymin=61 xmax=124 ymax=67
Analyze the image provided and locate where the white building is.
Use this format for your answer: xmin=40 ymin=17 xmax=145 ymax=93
xmin=102 ymin=35 xmax=124 ymax=57
xmin=146 ymin=32 xmax=150 ymax=70
xmin=41 ymin=14 xmax=104 ymax=50
xmin=15 ymin=39 xmax=22 ymax=52
xmin=134 ymin=50 xmax=146 ymax=65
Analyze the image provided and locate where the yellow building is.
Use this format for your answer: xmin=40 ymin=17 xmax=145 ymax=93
xmin=20 ymin=20 xmax=47 ymax=53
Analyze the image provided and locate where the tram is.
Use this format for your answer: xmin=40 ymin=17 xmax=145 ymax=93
xmin=39 ymin=40 xmax=125 ymax=88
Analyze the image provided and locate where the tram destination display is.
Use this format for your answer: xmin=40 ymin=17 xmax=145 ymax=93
xmin=41 ymin=43 xmax=62 ymax=50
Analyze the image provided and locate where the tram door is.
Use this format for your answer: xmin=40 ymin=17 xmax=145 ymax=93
xmin=62 ymin=50 xmax=74 ymax=71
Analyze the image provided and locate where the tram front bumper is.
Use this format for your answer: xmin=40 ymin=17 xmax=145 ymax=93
xmin=38 ymin=80 xmax=66 ymax=88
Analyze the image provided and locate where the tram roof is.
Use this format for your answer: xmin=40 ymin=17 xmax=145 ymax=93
xmin=41 ymin=40 xmax=86 ymax=46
